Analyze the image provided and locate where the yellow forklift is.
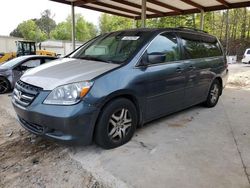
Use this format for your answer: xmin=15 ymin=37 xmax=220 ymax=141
xmin=0 ymin=41 xmax=56 ymax=63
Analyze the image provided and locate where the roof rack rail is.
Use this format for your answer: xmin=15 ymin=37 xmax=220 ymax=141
xmin=177 ymin=27 xmax=207 ymax=33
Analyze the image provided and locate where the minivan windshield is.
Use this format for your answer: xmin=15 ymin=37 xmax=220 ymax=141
xmin=0 ymin=56 xmax=27 ymax=69
xmin=70 ymin=31 xmax=152 ymax=64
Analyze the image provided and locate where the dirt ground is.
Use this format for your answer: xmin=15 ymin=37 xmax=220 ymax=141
xmin=0 ymin=63 xmax=250 ymax=188
xmin=227 ymin=63 xmax=250 ymax=88
xmin=0 ymin=102 xmax=104 ymax=187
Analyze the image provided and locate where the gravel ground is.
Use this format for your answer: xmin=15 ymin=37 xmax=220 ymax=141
xmin=0 ymin=104 xmax=104 ymax=188
xmin=227 ymin=63 xmax=250 ymax=88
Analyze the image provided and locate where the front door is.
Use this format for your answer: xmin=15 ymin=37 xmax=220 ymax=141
xmin=142 ymin=32 xmax=187 ymax=121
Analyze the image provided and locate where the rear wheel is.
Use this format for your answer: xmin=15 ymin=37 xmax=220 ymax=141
xmin=0 ymin=77 xmax=10 ymax=94
xmin=204 ymin=79 xmax=221 ymax=108
xmin=95 ymin=98 xmax=137 ymax=149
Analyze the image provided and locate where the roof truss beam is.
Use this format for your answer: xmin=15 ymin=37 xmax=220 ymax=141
xmin=74 ymin=0 xmax=96 ymax=6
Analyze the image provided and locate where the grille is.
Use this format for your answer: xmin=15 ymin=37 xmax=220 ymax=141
xmin=19 ymin=116 xmax=44 ymax=134
xmin=13 ymin=80 xmax=42 ymax=107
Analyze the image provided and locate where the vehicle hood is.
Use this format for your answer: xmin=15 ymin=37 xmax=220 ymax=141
xmin=21 ymin=58 xmax=120 ymax=90
xmin=0 ymin=67 xmax=9 ymax=76
xmin=0 ymin=66 xmax=8 ymax=72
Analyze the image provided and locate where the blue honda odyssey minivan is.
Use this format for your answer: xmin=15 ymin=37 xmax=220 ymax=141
xmin=12 ymin=28 xmax=228 ymax=149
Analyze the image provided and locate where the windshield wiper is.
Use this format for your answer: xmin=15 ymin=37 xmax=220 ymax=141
xmin=79 ymin=56 xmax=115 ymax=64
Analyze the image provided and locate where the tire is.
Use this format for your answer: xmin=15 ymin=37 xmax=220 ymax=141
xmin=204 ymin=79 xmax=221 ymax=108
xmin=95 ymin=98 xmax=138 ymax=149
xmin=0 ymin=77 xmax=10 ymax=94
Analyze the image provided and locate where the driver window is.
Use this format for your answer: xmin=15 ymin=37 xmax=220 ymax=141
xmin=147 ymin=33 xmax=180 ymax=64
xmin=22 ymin=59 xmax=41 ymax=68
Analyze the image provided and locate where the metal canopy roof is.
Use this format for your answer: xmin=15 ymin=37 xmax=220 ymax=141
xmin=51 ymin=0 xmax=250 ymax=19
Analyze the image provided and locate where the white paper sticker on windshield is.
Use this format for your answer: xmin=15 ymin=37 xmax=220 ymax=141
xmin=121 ymin=36 xmax=140 ymax=40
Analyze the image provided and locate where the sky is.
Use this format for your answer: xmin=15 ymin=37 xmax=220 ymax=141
xmin=0 ymin=0 xmax=101 ymax=36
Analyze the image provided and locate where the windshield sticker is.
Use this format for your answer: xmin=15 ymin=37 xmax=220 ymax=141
xmin=121 ymin=36 xmax=140 ymax=41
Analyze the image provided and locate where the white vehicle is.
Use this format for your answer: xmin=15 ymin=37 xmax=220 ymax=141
xmin=242 ymin=48 xmax=250 ymax=64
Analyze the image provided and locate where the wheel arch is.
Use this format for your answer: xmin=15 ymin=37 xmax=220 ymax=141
xmin=99 ymin=91 xmax=142 ymax=126
xmin=0 ymin=76 xmax=11 ymax=93
xmin=91 ymin=91 xmax=143 ymax=141
xmin=214 ymin=77 xmax=223 ymax=95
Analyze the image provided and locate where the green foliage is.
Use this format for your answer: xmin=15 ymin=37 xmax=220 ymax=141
xmin=99 ymin=14 xmax=134 ymax=33
xmin=51 ymin=22 xmax=71 ymax=40
xmin=17 ymin=20 xmax=47 ymax=42
xmin=10 ymin=10 xmax=97 ymax=42
xmin=10 ymin=28 xmax=23 ymax=38
xmin=51 ymin=14 xmax=97 ymax=41
xmin=35 ymin=9 xmax=56 ymax=38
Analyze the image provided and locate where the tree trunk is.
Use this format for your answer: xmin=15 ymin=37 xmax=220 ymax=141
xmin=192 ymin=14 xmax=196 ymax=28
xmin=225 ymin=10 xmax=229 ymax=55
xmin=219 ymin=12 xmax=224 ymax=40
xmin=241 ymin=8 xmax=247 ymax=39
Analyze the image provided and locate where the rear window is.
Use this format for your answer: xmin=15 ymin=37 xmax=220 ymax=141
xmin=181 ymin=35 xmax=222 ymax=59
xmin=182 ymin=38 xmax=222 ymax=59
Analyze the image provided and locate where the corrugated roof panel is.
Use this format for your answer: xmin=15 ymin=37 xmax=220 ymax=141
xmin=97 ymin=0 xmax=149 ymax=14
xmin=84 ymin=4 xmax=138 ymax=17
xmin=192 ymin=0 xmax=221 ymax=7
xmin=156 ymin=0 xmax=196 ymax=10
xmin=146 ymin=2 xmax=173 ymax=12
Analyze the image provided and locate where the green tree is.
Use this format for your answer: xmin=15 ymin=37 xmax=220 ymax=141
xmin=51 ymin=22 xmax=71 ymax=40
xmin=99 ymin=14 xmax=133 ymax=33
xmin=35 ymin=9 xmax=56 ymax=38
xmin=10 ymin=27 xmax=23 ymax=38
xmin=17 ymin=20 xmax=47 ymax=42
xmin=51 ymin=14 xmax=97 ymax=41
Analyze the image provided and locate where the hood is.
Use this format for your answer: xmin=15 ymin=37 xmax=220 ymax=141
xmin=21 ymin=58 xmax=120 ymax=90
xmin=0 ymin=66 xmax=8 ymax=72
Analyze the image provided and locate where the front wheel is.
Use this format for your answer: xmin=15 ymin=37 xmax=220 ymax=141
xmin=95 ymin=98 xmax=138 ymax=149
xmin=204 ymin=80 xmax=221 ymax=108
xmin=0 ymin=77 xmax=10 ymax=94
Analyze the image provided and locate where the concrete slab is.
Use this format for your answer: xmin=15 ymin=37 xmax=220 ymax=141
xmin=70 ymin=95 xmax=249 ymax=188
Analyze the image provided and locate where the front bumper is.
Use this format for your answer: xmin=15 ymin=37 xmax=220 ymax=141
xmin=12 ymin=91 xmax=99 ymax=145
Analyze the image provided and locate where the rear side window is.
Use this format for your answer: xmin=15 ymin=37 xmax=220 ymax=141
xmin=246 ymin=50 xmax=250 ymax=54
xmin=43 ymin=58 xmax=55 ymax=63
xmin=181 ymin=35 xmax=222 ymax=59
xmin=147 ymin=32 xmax=180 ymax=63
xmin=22 ymin=59 xmax=41 ymax=68
xmin=203 ymin=42 xmax=222 ymax=57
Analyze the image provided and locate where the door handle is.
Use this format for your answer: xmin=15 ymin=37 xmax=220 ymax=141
xmin=176 ymin=67 xmax=184 ymax=73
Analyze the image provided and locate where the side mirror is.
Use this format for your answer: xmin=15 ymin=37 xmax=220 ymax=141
xmin=148 ymin=52 xmax=166 ymax=64
xmin=140 ymin=52 xmax=149 ymax=67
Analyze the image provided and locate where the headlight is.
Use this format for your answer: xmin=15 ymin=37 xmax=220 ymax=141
xmin=43 ymin=81 xmax=93 ymax=105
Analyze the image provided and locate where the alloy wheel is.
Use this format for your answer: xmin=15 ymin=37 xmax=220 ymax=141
xmin=108 ymin=108 xmax=132 ymax=142
xmin=210 ymin=83 xmax=219 ymax=104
